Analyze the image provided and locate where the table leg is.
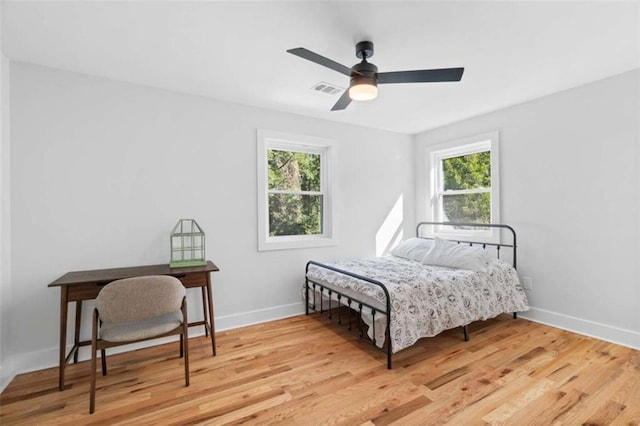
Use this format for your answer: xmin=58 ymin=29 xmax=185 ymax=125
xmin=58 ymin=286 xmax=68 ymax=391
xmin=200 ymin=286 xmax=208 ymax=337
xmin=73 ymin=300 xmax=82 ymax=363
xmin=205 ymin=274 xmax=216 ymax=356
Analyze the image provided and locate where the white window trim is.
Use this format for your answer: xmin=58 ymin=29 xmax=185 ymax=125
xmin=427 ymin=131 xmax=501 ymax=244
xmin=257 ymin=129 xmax=336 ymax=251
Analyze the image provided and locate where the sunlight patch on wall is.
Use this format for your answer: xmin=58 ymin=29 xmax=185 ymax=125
xmin=375 ymin=194 xmax=404 ymax=257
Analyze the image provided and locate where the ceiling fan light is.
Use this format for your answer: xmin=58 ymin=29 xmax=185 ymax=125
xmin=349 ymin=82 xmax=378 ymax=101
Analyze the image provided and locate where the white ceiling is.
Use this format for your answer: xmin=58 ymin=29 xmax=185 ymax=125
xmin=2 ymin=1 xmax=639 ymax=134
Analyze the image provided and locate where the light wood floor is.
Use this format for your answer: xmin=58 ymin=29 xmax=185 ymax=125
xmin=1 ymin=314 xmax=639 ymax=425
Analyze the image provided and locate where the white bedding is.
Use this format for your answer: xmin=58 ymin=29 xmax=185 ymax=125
xmin=306 ymin=256 xmax=529 ymax=353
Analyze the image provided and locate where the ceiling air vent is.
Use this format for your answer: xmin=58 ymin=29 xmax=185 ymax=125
xmin=311 ymin=82 xmax=344 ymax=96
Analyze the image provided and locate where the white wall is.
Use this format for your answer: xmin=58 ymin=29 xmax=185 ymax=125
xmin=0 ymin=1 xmax=15 ymax=391
xmin=8 ymin=62 xmax=414 ymax=374
xmin=416 ymin=70 xmax=640 ymax=349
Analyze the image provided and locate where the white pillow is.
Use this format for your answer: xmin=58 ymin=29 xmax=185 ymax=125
xmin=390 ymin=238 xmax=434 ymax=262
xmin=421 ymin=237 xmax=489 ymax=272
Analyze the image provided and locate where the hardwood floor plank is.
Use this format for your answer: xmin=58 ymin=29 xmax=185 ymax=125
xmin=292 ymin=378 xmax=423 ymax=425
xmin=424 ymin=365 xmax=471 ymax=390
xmin=370 ymin=395 xmax=432 ymax=426
xmin=444 ymin=370 xmax=534 ymax=424
xmin=404 ymin=364 xmax=517 ymax=423
xmin=1 ymin=314 xmax=639 ymax=425
xmin=562 ymin=399 xmax=627 ymax=426
xmin=507 ymin=388 xmax=589 ymax=424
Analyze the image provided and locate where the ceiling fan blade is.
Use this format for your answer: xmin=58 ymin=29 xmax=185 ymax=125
xmin=331 ymin=90 xmax=352 ymax=111
xmin=377 ymin=67 xmax=464 ymax=84
xmin=287 ymin=47 xmax=354 ymax=77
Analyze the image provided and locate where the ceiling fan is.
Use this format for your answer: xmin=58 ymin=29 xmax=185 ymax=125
xmin=287 ymin=41 xmax=464 ymax=111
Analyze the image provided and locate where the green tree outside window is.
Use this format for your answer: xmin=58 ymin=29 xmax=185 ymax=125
xmin=441 ymin=151 xmax=491 ymax=223
xmin=268 ymin=149 xmax=323 ymax=236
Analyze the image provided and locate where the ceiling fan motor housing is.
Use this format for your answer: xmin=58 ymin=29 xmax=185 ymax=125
xmin=351 ymin=61 xmax=378 ymax=88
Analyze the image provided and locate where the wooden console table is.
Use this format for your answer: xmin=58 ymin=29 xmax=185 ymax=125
xmin=48 ymin=260 xmax=220 ymax=391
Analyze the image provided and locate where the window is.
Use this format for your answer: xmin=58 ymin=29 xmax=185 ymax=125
xmin=429 ymin=131 xmax=500 ymax=241
xmin=257 ymin=129 xmax=335 ymax=251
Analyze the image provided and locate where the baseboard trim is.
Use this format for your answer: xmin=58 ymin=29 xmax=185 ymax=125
xmin=519 ymin=307 xmax=640 ymax=350
xmin=0 ymin=364 xmax=16 ymax=394
xmin=6 ymin=302 xmax=306 ymax=384
xmin=216 ymin=302 xmax=305 ymax=332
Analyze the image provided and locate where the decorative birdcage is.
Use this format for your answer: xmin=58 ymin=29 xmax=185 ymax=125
xmin=170 ymin=219 xmax=206 ymax=268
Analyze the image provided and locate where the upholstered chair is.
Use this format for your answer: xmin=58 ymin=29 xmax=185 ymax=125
xmin=89 ymin=275 xmax=189 ymax=413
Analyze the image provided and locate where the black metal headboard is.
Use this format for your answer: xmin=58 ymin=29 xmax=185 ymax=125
xmin=416 ymin=222 xmax=517 ymax=269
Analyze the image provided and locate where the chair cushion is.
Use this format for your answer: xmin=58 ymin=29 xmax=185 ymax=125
xmin=100 ymin=310 xmax=183 ymax=342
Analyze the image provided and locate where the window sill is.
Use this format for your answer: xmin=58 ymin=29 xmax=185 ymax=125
xmin=258 ymin=236 xmax=337 ymax=252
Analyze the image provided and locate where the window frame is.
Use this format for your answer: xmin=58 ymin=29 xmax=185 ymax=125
xmin=428 ymin=131 xmax=500 ymax=243
xmin=257 ymin=129 xmax=336 ymax=251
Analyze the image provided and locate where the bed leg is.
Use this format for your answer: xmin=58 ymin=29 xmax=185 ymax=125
xmin=513 ymin=312 xmax=517 ymax=319
xmin=463 ymin=325 xmax=469 ymax=342
xmin=305 ymin=282 xmax=309 ymax=315
xmin=386 ymin=297 xmax=392 ymax=369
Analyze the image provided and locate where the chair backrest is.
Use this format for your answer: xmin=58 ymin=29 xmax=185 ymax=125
xmin=96 ymin=275 xmax=185 ymax=323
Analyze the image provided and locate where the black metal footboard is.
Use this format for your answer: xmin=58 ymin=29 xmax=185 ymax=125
xmin=305 ymin=261 xmax=393 ymax=369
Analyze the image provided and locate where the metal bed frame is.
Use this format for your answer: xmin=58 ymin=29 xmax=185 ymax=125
xmin=304 ymin=222 xmax=518 ymax=369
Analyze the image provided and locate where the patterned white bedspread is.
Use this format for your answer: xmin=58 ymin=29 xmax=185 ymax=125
xmin=306 ymin=256 xmax=529 ymax=353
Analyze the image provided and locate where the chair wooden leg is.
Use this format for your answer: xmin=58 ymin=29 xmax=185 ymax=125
xmin=101 ymin=349 xmax=107 ymax=376
xmin=90 ymin=310 xmax=98 ymax=414
xmin=179 ymin=335 xmax=184 ymax=358
xmin=182 ymin=298 xmax=190 ymax=387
